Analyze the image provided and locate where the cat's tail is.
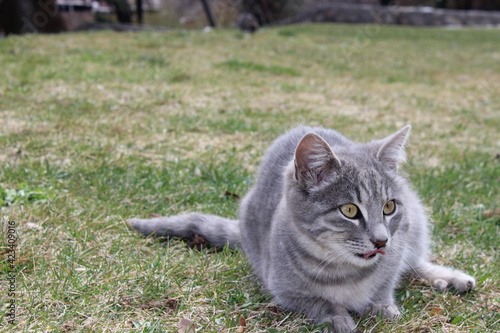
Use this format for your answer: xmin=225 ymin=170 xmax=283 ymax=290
xmin=128 ymin=213 xmax=240 ymax=249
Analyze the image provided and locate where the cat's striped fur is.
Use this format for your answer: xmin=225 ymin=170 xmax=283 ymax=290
xmin=130 ymin=126 xmax=475 ymax=332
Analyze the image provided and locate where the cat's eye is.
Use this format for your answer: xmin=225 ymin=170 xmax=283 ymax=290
xmin=383 ymin=200 xmax=396 ymax=215
xmin=340 ymin=204 xmax=360 ymax=219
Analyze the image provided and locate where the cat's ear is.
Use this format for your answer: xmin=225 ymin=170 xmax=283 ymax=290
xmin=377 ymin=125 xmax=411 ymax=173
xmin=294 ymin=133 xmax=341 ymax=188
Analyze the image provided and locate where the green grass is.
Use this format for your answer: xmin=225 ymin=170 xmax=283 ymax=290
xmin=0 ymin=24 xmax=498 ymax=332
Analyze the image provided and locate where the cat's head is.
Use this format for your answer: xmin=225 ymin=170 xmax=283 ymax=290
xmin=285 ymin=126 xmax=411 ymax=268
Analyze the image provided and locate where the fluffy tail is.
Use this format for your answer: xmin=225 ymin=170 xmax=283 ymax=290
xmin=129 ymin=213 xmax=240 ymax=249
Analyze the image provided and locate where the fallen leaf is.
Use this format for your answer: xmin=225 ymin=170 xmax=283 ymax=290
xmin=237 ymin=316 xmax=246 ymax=333
xmin=431 ymin=307 xmax=444 ymax=315
xmin=483 ymin=209 xmax=500 ymax=218
xmin=224 ymin=190 xmax=240 ymax=200
xmin=266 ymin=305 xmax=281 ymax=314
xmin=122 ymin=296 xmax=178 ymax=312
xmin=178 ymin=318 xmax=196 ymax=333
xmin=186 ymin=233 xmax=210 ymax=250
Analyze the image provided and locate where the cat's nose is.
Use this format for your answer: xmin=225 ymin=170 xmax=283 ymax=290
xmin=371 ymin=238 xmax=388 ymax=249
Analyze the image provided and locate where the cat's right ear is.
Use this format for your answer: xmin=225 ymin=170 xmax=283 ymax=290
xmin=294 ymin=133 xmax=341 ymax=189
xmin=376 ymin=125 xmax=411 ymax=173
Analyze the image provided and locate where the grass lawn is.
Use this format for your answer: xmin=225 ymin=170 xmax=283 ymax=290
xmin=0 ymin=24 xmax=498 ymax=332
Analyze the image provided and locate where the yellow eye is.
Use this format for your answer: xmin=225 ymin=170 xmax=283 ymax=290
xmin=340 ymin=204 xmax=359 ymax=219
xmin=383 ymin=200 xmax=396 ymax=215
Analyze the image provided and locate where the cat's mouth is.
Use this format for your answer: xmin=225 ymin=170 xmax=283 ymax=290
xmin=357 ymin=249 xmax=386 ymax=260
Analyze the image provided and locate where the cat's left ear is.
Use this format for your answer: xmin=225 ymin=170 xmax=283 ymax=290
xmin=294 ymin=133 xmax=341 ymax=189
xmin=377 ymin=125 xmax=411 ymax=173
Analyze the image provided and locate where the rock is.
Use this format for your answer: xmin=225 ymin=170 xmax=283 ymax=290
xmin=236 ymin=12 xmax=259 ymax=33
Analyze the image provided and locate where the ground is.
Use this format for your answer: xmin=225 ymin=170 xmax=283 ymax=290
xmin=0 ymin=24 xmax=498 ymax=332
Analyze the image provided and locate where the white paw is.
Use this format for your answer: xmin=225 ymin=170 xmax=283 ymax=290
xmin=432 ymin=278 xmax=449 ymax=292
xmin=431 ymin=271 xmax=475 ymax=293
xmin=321 ymin=315 xmax=356 ymax=333
xmin=418 ymin=262 xmax=475 ymax=294
xmin=370 ymin=303 xmax=401 ymax=319
xmin=450 ymin=272 xmax=476 ymax=293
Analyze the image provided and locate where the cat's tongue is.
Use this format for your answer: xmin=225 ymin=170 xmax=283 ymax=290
xmin=363 ymin=249 xmax=386 ymax=259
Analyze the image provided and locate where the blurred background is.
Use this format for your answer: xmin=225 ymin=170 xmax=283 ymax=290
xmin=1 ymin=0 xmax=499 ymax=35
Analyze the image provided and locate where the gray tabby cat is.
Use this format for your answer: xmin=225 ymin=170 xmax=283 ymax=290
xmin=129 ymin=126 xmax=475 ymax=332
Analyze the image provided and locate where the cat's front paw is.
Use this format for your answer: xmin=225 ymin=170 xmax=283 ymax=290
xmin=369 ymin=303 xmax=401 ymax=319
xmin=416 ymin=262 xmax=476 ymax=294
xmin=322 ymin=314 xmax=356 ymax=333
xmin=432 ymin=271 xmax=475 ymax=293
